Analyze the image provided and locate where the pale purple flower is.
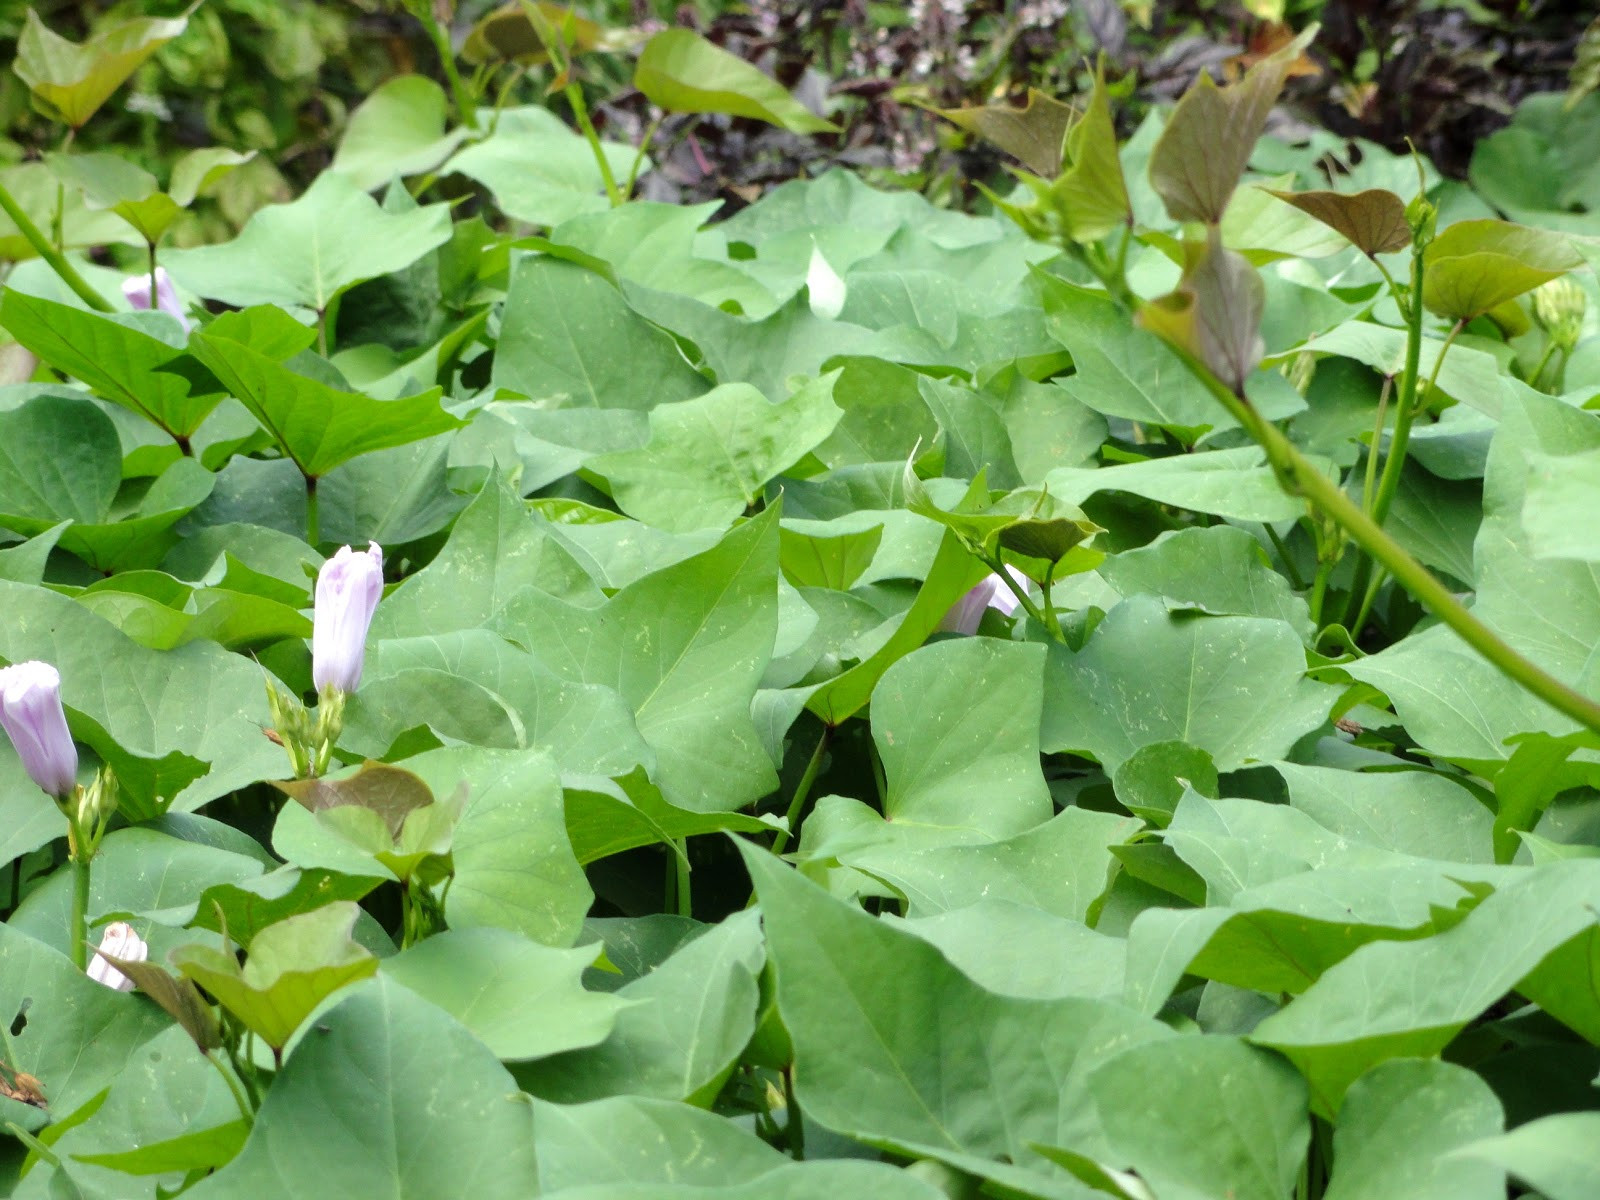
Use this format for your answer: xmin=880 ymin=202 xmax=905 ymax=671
xmin=311 ymin=543 xmax=384 ymax=693
xmin=937 ymin=565 xmax=1030 ymax=635
xmin=87 ymin=921 xmax=147 ymax=991
xmin=121 ymin=267 xmax=189 ymax=330
xmin=0 ymin=661 xmax=77 ymax=799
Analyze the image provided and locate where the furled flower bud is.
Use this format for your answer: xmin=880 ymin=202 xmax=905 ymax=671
xmin=0 ymin=661 xmax=77 ymax=799
xmin=121 ymin=267 xmax=189 ymax=330
xmin=1533 ymin=277 xmax=1587 ymax=352
xmin=87 ymin=922 xmax=148 ymax=992
xmin=806 ymin=242 xmax=847 ymax=321
xmin=937 ymin=565 xmax=1030 ymax=636
xmin=311 ymin=543 xmax=384 ymax=694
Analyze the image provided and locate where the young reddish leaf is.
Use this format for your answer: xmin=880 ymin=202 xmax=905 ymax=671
xmin=1265 ymin=187 xmax=1411 ymax=257
xmin=935 ymin=89 xmax=1075 ymax=177
xmin=1149 ymin=25 xmax=1317 ymax=224
xmin=1140 ymin=230 xmax=1266 ymax=395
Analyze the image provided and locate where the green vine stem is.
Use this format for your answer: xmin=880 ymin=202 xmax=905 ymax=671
xmin=0 ymin=179 xmax=112 ymax=312
xmin=420 ymin=6 xmax=478 ymax=131
xmin=565 ymin=82 xmax=622 ymax=207
xmin=770 ymin=726 xmax=831 ymax=857
xmin=69 ymin=854 xmax=90 ymax=971
xmin=1166 ymin=338 xmax=1600 ymax=738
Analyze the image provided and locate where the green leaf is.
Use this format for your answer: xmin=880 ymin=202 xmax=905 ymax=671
xmin=1148 ymin=27 xmax=1316 ymax=223
xmin=0 ymin=585 xmax=283 ymax=812
xmin=410 ymin=746 xmax=592 ymax=947
xmin=183 ymin=977 xmax=540 ymax=1200
xmin=445 ymin=107 xmax=637 ymax=227
xmin=331 ymin=75 xmax=469 ymax=192
xmin=164 ymin=172 xmax=452 ymax=311
xmin=0 ymin=162 xmax=140 ymax=258
xmin=1076 ymin=1035 xmax=1309 ymax=1200
xmin=1519 ymin=446 xmax=1600 ymax=561
xmin=172 ymin=903 xmax=379 ymax=1050
xmin=873 ymin=638 xmax=1052 ymax=838
xmin=531 ymin=1093 xmax=789 ymax=1190
xmin=72 ymin=1118 xmax=248 ymax=1177
xmin=1099 ymin=525 xmax=1314 ymax=642
xmin=848 ymin=806 xmax=1141 ymax=922
xmin=519 ymin=910 xmax=764 ymax=1104
xmin=0 ymin=291 xmax=222 ymax=437
xmin=1265 ymin=187 xmax=1411 ymax=257
xmin=371 ymin=475 xmax=600 ymax=640
xmin=45 ymin=151 xmax=179 ymax=243
xmin=589 ymin=376 xmax=841 ymax=532
xmin=1113 ymin=740 xmax=1219 ymax=826
xmin=167 ymin=146 xmax=255 ymax=208
xmin=1045 ymin=445 xmax=1322 ymax=523
xmin=185 ymin=331 xmax=462 ymax=478
xmin=0 ymin=392 xmax=120 ymax=532
xmin=14 ymin=10 xmax=188 ymax=128
xmin=1447 ymin=1112 xmax=1600 ymax=1200
xmin=1052 ymin=66 xmax=1132 ymax=242
xmin=634 ymin=29 xmax=837 ymax=135
xmin=563 ymin=767 xmax=775 ymax=866
xmin=740 ymin=842 xmax=1169 ymax=1195
xmin=34 ymin=1024 xmax=243 ymax=1184
xmin=1422 ymin=219 xmax=1583 ymax=320
xmin=490 ymin=511 xmax=780 ymax=813
xmin=0 ymin=923 xmax=173 ymax=1132
xmin=1040 ymin=276 xmax=1228 ymax=434
xmin=779 ymin=521 xmax=883 ymax=589
xmin=935 ymin=89 xmax=1074 ymax=177
xmin=1250 ymin=860 xmax=1600 ymax=1113
xmin=1322 ymin=1059 xmax=1505 ymax=1200
xmin=1041 ymin=596 xmax=1334 ymax=772
xmin=380 ymin=930 xmax=628 ymax=1061
xmin=492 ymin=255 xmax=709 ymax=409
xmin=803 ymin=529 xmax=989 ymax=726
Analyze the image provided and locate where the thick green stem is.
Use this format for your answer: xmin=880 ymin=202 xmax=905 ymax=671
xmin=784 ymin=1064 xmax=805 ymax=1160
xmin=207 ymin=1050 xmax=255 ymax=1125
xmin=771 ymin=727 xmax=831 ymax=856
xmin=566 ymin=83 xmax=621 ymax=207
xmin=1263 ymin=524 xmax=1307 ymax=591
xmin=986 ymin=555 xmax=1065 ymax=643
xmin=1173 ymin=342 xmax=1600 ymax=738
xmin=423 ymin=9 xmax=478 ymax=130
xmin=673 ymin=839 xmax=692 ymax=917
xmin=0 ymin=180 xmax=112 ymax=312
xmin=1528 ymin=340 xmax=1560 ymax=392
xmin=1368 ymin=252 xmax=1432 ymax=529
xmin=69 ymin=854 xmax=90 ymax=971
xmin=624 ymin=114 xmax=665 ymax=201
xmin=1361 ymin=375 xmax=1394 ymax=518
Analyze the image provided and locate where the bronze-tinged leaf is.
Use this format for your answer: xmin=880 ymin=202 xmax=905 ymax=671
xmin=1149 ymin=24 xmax=1317 ymax=224
xmin=1139 ymin=229 xmax=1266 ymax=395
xmin=460 ymin=1 xmax=618 ymax=66
xmin=998 ymin=515 xmax=1101 ymax=564
xmin=274 ymin=761 xmax=436 ymax=839
xmin=935 ymin=89 xmax=1076 ymax=177
xmin=1265 ymin=187 xmax=1410 ymax=256
xmin=100 ymin=957 xmax=222 ymax=1052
